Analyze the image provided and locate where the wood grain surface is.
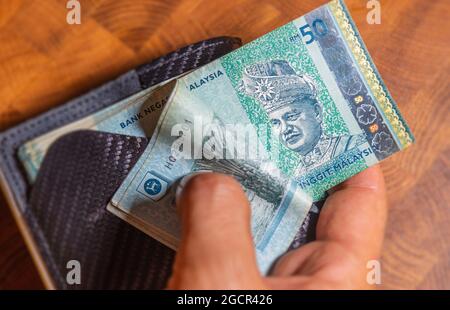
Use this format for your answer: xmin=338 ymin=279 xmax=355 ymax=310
xmin=0 ymin=0 xmax=449 ymax=289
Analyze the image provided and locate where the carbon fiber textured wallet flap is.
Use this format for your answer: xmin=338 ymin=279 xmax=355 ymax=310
xmin=29 ymin=130 xmax=174 ymax=289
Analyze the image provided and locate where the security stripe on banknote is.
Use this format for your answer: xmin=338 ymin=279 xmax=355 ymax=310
xmin=329 ymin=0 xmax=414 ymax=148
xmin=299 ymin=4 xmax=400 ymax=161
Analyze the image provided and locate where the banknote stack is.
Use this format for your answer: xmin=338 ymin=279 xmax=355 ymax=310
xmin=19 ymin=0 xmax=413 ymax=273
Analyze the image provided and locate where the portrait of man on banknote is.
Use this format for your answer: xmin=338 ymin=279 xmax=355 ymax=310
xmin=240 ymin=60 xmax=365 ymax=175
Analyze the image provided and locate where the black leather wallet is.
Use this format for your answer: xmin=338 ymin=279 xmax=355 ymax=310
xmin=0 ymin=37 xmax=241 ymax=289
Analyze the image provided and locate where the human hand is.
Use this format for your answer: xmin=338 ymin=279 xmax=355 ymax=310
xmin=167 ymin=165 xmax=387 ymax=289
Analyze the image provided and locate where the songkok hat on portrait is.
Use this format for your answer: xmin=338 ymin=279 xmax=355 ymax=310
xmin=239 ymin=60 xmax=317 ymax=113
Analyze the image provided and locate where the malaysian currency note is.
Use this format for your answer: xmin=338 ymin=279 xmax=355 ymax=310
xmin=108 ymin=0 xmax=414 ymax=273
xmin=18 ymin=80 xmax=176 ymax=182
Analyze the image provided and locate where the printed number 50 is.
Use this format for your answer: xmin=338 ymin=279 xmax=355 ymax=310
xmin=299 ymin=19 xmax=328 ymax=44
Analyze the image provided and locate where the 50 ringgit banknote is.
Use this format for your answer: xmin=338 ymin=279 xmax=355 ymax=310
xmin=107 ymin=0 xmax=413 ymax=273
xmin=19 ymin=0 xmax=413 ymax=273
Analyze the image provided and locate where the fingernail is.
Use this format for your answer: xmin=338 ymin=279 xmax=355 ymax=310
xmin=175 ymin=170 xmax=212 ymax=206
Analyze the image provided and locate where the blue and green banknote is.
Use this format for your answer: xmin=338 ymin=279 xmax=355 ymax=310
xmin=19 ymin=0 xmax=413 ymax=273
xmin=107 ymin=0 xmax=413 ymax=273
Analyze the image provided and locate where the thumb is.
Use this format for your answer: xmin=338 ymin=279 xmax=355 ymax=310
xmin=167 ymin=172 xmax=266 ymax=289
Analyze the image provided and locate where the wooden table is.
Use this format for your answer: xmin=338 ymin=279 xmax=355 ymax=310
xmin=0 ymin=0 xmax=449 ymax=289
